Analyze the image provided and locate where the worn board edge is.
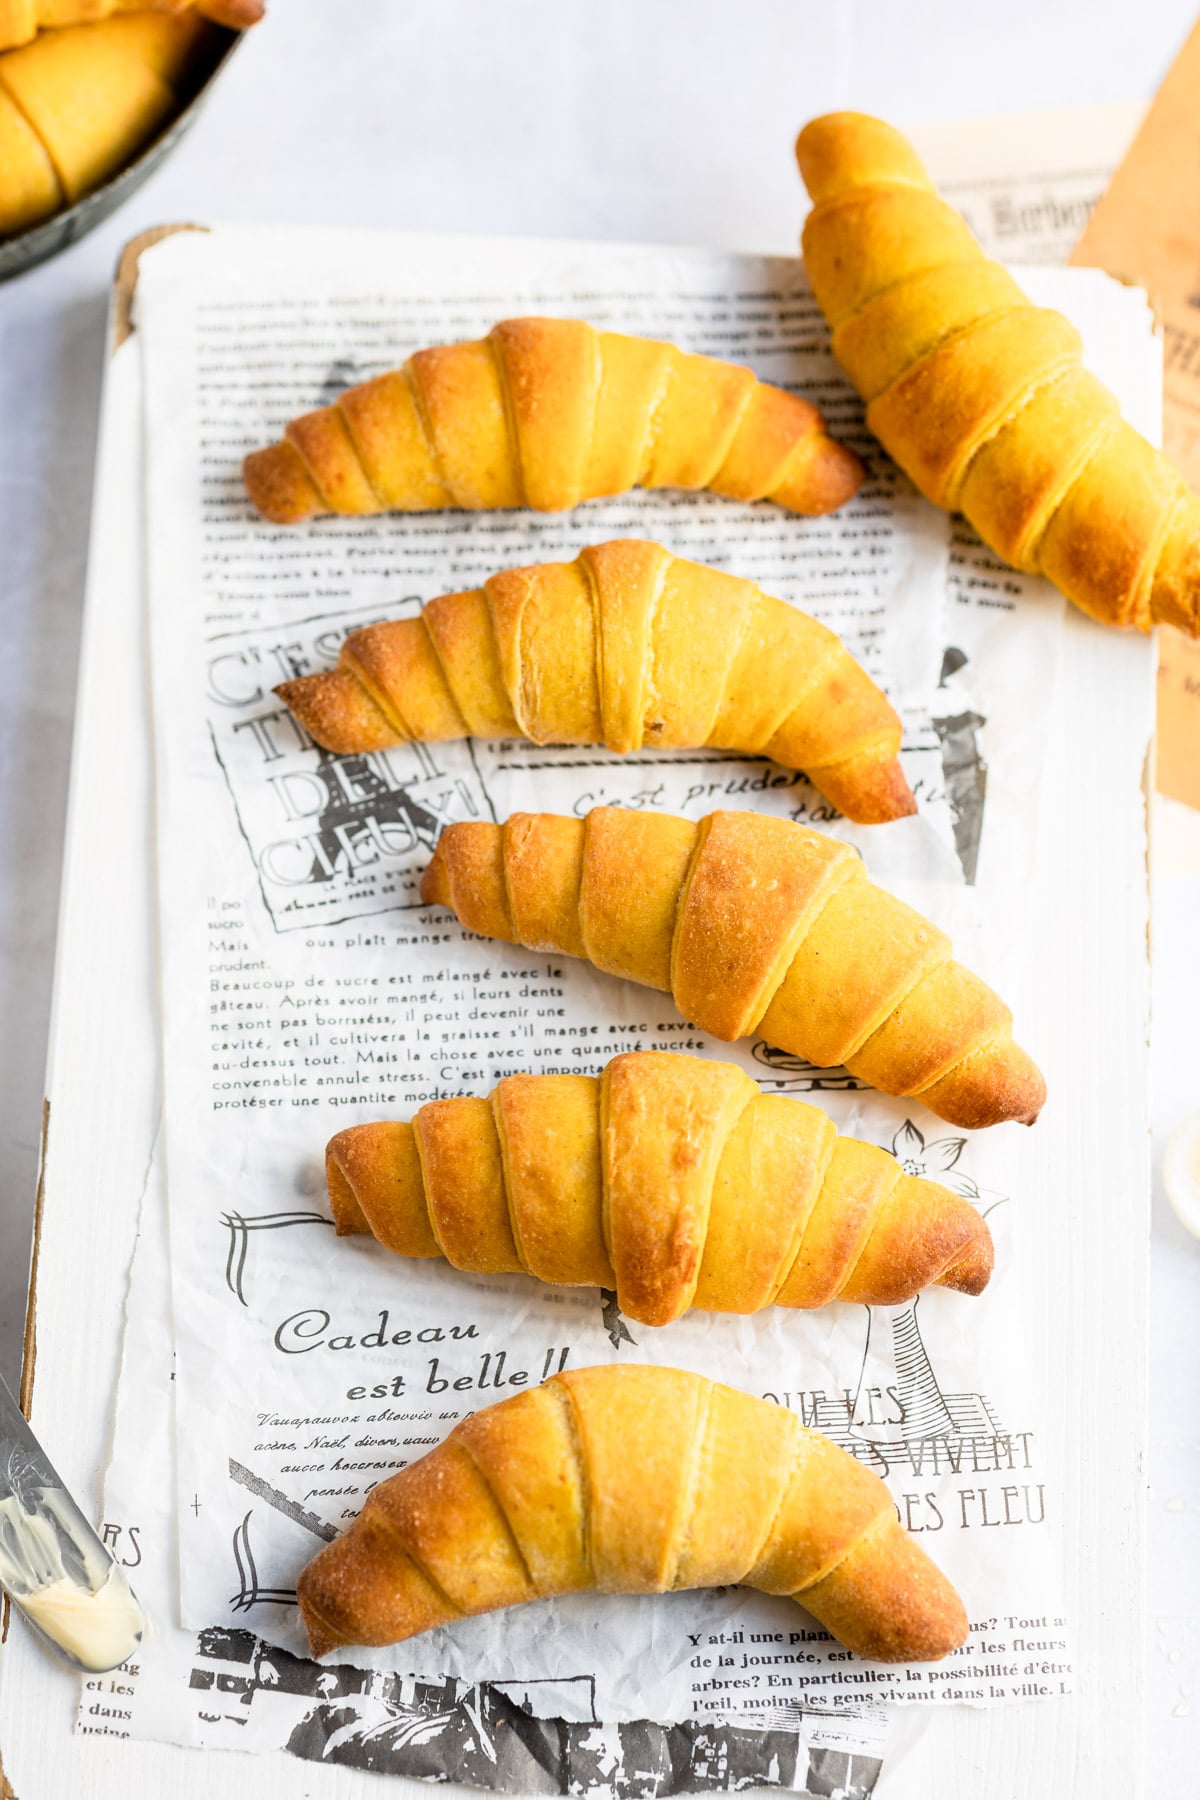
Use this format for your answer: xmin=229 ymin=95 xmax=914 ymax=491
xmin=7 ymin=222 xmax=207 ymax=1467
xmin=112 ymin=224 xmax=208 ymax=351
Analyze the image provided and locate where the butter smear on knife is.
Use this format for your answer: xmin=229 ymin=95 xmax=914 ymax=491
xmin=0 ymin=1488 xmax=143 ymax=1670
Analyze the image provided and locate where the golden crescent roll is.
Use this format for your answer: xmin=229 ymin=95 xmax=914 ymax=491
xmin=796 ymin=111 xmax=1200 ymax=636
xmin=276 ymin=539 xmax=915 ymax=825
xmin=0 ymin=11 xmax=212 ymax=233
xmin=242 ymin=316 xmax=864 ymax=523
xmin=420 ymin=808 xmax=1045 ymax=1131
xmin=0 ymin=0 xmax=260 ymax=54
xmin=327 ymin=1051 xmax=993 ymax=1326
xmin=297 ymin=1364 xmax=969 ymax=1663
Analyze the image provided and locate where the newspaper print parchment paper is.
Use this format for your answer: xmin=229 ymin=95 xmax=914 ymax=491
xmin=124 ymin=228 xmax=1154 ymax=1730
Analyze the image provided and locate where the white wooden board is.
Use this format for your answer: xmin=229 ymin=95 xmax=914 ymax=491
xmin=0 ymin=261 xmax=1154 ymax=1800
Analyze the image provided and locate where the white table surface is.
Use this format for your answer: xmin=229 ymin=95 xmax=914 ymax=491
xmin=1 ymin=0 xmax=1198 ymax=1789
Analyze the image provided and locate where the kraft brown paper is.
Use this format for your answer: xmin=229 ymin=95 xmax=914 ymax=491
xmin=1072 ymin=16 xmax=1200 ymax=811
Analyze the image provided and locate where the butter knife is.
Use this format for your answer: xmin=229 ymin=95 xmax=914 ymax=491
xmin=0 ymin=1372 xmax=144 ymax=1673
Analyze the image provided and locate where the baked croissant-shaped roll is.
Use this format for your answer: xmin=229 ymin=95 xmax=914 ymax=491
xmin=421 ymin=807 xmax=1045 ymax=1130
xmin=0 ymin=0 xmax=258 ymax=51
xmin=0 ymin=11 xmax=213 ymax=234
xmin=277 ymin=539 xmax=914 ymax=825
xmin=328 ymin=1051 xmax=993 ymax=1325
xmin=298 ymin=1364 xmax=969 ymax=1662
xmin=242 ymin=316 xmax=864 ymax=524
xmin=796 ymin=111 xmax=1200 ymax=636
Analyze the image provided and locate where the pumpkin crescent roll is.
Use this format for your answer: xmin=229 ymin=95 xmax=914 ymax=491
xmin=276 ymin=539 xmax=915 ymax=825
xmin=796 ymin=111 xmax=1200 ymax=636
xmin=297 ymin=1364 xmax=969 ymax=1663
xmin=420 ymin=808 xmax=1045 ymax=1131
xmin=242 ymin=317 xmax=864 ymax=524
xmin=327 ymin=1051 xmax=993 ymax=1326
xmin=0 ymin=1 xmax=261 ymax=53
xmin=0 ymin=10 xmax=215 ymax=235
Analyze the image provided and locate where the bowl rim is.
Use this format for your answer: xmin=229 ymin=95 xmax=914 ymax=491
xmin=0 ymin=22 xmax=245 ymax=282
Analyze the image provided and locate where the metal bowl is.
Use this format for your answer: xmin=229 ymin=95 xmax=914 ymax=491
xmin=0 ymin=23 xmax=241 ymax=283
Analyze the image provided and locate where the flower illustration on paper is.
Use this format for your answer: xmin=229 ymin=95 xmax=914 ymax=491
xmin=889 ymin=1119 xmax=981 ymax=1201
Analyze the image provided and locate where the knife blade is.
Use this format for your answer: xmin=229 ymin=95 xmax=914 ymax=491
xmin=0 ymin=1371 xmax=144 ymax=1673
